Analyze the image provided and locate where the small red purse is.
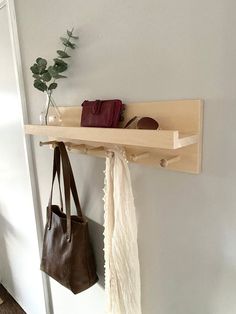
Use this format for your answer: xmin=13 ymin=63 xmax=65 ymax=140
xmin=81 ymin=99 xmax=124 ymax=128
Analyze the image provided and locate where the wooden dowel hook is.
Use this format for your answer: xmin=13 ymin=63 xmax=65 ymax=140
xmin=160 ymin=155 xmax=180 ymax=168
xmin=87 ymin=146 xmax=104 ymax=153
xmin=39 ymin=140 xmax=58 ymax=147
xmin=67 ymin=143 xmax=87 ymax=152
xmin=130 ymin=152 xmax=150 ymax=161
xmin=40 ymin=140 xmax=73 ymax=150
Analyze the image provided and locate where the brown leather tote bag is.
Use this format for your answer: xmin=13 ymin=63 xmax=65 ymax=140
xmin=40 ymin=142 xmax=98 ymax=294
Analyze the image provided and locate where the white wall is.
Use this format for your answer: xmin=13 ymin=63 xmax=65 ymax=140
xmin=15 ymin=0 xmax=236 ymax=313
xmin=0 ymin=3 xmax=46 ymax=314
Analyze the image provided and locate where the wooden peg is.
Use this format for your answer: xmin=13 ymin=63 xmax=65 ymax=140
xmin=160 ymin=155 xmax=180 ymax=168
xmin=130 ymin=152 xmax=150 ymax=161
xmin=39 ymin=140 xmax=57 ymax=147
xmin=66 ymin=143 xmax=87 ymax=152
xmin=87 ymin=146 xmax=104 ymax=153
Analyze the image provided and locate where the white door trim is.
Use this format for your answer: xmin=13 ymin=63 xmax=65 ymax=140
xmin=3 ymin=1 xmax=53 ymax=313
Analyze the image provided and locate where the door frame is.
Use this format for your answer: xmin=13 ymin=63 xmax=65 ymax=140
xmin=0 ymin=1 xmax=53 ymax=313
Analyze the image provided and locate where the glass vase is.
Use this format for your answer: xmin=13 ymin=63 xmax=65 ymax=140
xmin=40 ymin=93 xmax=62 ymax=126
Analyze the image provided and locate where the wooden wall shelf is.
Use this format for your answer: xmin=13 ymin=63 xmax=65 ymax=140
xmin=24 ymin=125 xmax=198 ymax=150
xmin=25 ymin=100 xmax=203 ymax=174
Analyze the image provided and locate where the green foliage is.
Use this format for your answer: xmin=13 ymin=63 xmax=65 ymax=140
xmin=30 ymin=64 xmax=40 ymax=75
xmin=48 ymin=66 xmax=67 ymax=79
xmin=34 ymin=79 xmax=47 ymax=92
xmin=60 ymin=37 xmax=77 ymax=49
xmin=42 ymin=71 xmax=51 ymax=82
xmin=30 ymin=29 xmax=78 ymax=93
xmin=67 ymin=30 xmax=79 ymax=39
xmin=57 ymin=50 xmax=70 ymax=58
xmin=36 ymin=57 xmax=47 ymax=67
xmin=53 ymin=58 xmax=68 ymax=73
xmin=48 ymin=82 xmax=58 ymax=90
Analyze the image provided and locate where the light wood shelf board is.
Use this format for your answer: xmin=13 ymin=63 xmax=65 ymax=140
xmin=25 ymin=99 xmax=203 ymax=174
xmin=24 ymin=125 xmax=199 ymax=150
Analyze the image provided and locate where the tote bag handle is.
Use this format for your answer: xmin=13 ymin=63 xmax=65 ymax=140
xmin=48 ymin=145 xmax=63 ymax=211
xmin=48 ymin=142 xmax=84 ymax=241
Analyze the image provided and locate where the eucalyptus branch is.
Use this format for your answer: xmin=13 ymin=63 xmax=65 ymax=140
xmin=44 ymin=91 xmax=52 ymax=125
xmin=63 ymin=28 xmax=73 ymax=53
xmin=51 ymin=28 xmax=74 ymax=86
xmin=30 ymin=28 xmax=79 ymax=94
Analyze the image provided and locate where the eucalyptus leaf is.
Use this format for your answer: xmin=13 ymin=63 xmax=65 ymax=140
xmin=54 ymin=73 xmax=67 ymax=79
xmin=48 ymin=66 xmax=67 ymax=78
xmin=48 ymin=66 xmax=58 ymax=78
xmin=48 ymin=82 xmax=58 ymax=90
xmin=41 ymin=71 xmax=51 ymax=82
xmin=55 ymin=64 xmax=68 ymax=73
xmin=33 ymin=74 xmax=40 ymax=79
xmin=67 ymin=30 xmax=79 ymax=39
xmin=54 ymin=58 xmax=67 ymax=66
xmin=66 ymin=41 xmax=76 ymax=49
xmin=61 ymin=37 xmax=76 ymax=49
xmin=36 ymin=57 xmax=47 ymax=67
xmin=62 ymin=42 xmax=70 ymax=48
xmin=30 ymin=63 xmax=40 ymax=74
xmin=57 ymin=65 xmax=67 ymax=73
xmin=53 ymin=59 xmax=68 ymax=73
xmin=34 ymin=79 xmax=47 ymax=92
xmin=36 ymin=58 xmax=47 ymax=74
xmin=57 ymin=50 xmax=70 ymax=58
xmin=39 ymin=66 xmax=46 ymax=74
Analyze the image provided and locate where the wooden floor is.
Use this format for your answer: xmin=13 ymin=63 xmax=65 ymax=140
xmin=0 ymin=285 xmax=25 ymax=313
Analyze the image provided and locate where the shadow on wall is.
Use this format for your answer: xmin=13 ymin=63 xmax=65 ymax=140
xmin=0 ymin=207 xmax=20 ymax=293
xmin=131 ymin=163 xmax=236 ymax=314
xmin=70 ymin=153 xmax=105 ymax=224
xmin=88 ymin=218 xmax=105 ymax=289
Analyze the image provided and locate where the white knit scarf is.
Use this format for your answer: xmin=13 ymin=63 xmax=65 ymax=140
xmin=103 ymin=147 xmax=142 ymax=314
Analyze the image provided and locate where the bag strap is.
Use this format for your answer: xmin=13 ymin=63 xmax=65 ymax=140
xmin=47 ymin=146 xmax=63 ymax=229
xmin=57 ymin=142 xmax=83 ymax=217
xmin=47 ymin=142 xmax=84 ymax=241
xmin=59 ymin=143 xmax=72 ymax=241
xmin=51 ymin=146 xmax=63 ymax=209
xmin=58 ymin=142 xmax=84 ymax=241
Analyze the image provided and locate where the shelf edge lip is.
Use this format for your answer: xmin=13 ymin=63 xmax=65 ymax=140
xmin=175 ymin=134 xmax=199 ymax=148
xmin=25 ymin=125 xmax=179 ymax=131
xmin=24 ymin=125 xmax=197 ymax=150
xmin=24 ymin=125 xmax=180 ymax=134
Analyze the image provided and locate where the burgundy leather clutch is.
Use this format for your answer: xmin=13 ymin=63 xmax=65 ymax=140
xmin=81 ymin=99 xmax=124 ymax=128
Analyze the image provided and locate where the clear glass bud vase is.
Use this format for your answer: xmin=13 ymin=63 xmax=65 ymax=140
xmin=40 ymin=92 xmax=62 ymax=125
